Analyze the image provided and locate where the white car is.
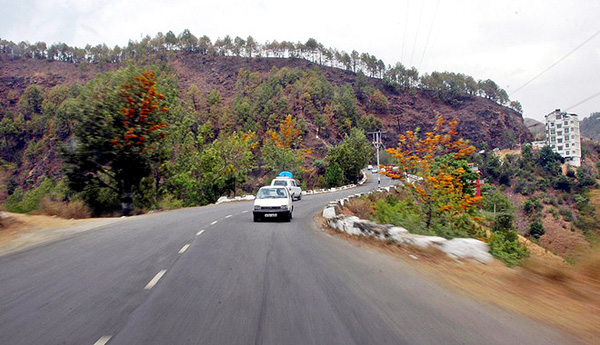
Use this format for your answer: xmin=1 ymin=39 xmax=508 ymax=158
xmin=253 ymin=186 xmax=293 ymax=222
xmin=271 ymin=177 xmax=302 ymax=201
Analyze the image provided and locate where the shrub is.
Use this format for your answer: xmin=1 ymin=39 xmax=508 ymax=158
xmin=513 ymin=178 xmax=535 ymax=195
xmin=528 ymin=221 xmax=545 ymax=239
xmin=489 ymin=230 xmax=529 ymax=267
xmin=480 ymin=184 xmax=513 ymax=213
xmin=559 ymin=208 xmax=573 ymax=222
xmin=554 ymin=175 xmax=572 ymax=192
xmin=3 ymin=179 xmax=67 ymax=214
xmin=523 ymin=200 xmax=535 ymax=214
xmin=40 ymin=197 xmax=91 ymax=219
xmin=535 ymin=177 xmax=551 ymax=190
xmin=157 ymin=195 xmax=184 ymax=210
xmin=533 ymin=199 xmax=543 ymax=211
xmin=371 ymin=199 xmax=426 ymax=234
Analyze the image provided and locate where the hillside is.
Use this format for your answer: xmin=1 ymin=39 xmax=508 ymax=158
xmin=581 ymin=112 xmax=600 ymax=141
xmin=0 ymin=50 xmax=532 ymax=214
xmin=1 ymin=52 xmax=531 ymax=148
xmin=524 ymin=117 xmax=546 ymax=140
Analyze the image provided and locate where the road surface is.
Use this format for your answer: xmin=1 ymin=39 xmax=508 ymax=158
xmin=0 ymin=175 xmax=579 ymax=344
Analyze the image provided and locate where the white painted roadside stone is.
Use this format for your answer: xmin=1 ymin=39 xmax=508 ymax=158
xmin=388 ymin=226 xmax=409 ymax=238
xmin=322 ymin=207 xmax=336 ymax=220
xmin=340 ymin=216 xmax=362 ymax=235
xmin=441 ymin=238 xmax=493 ymax=264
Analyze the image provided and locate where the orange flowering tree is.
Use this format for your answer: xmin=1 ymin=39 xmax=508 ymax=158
xmin=385 ymin=116 xmax=482 ymax=236
xmin=262 ymin=114 xmax=311 ymax=175
xmin=63 ymin=67 xmax=169 ymax=216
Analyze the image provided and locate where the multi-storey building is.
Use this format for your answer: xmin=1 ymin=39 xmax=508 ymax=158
xmin=545 ymin=109 xmax=581 ymax=167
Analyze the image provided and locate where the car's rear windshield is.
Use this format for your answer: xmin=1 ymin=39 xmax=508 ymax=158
xmin=257 ymin=188 xmax=287 ymax=199
xmin=273 ymin=180 xmax=287 ymax=186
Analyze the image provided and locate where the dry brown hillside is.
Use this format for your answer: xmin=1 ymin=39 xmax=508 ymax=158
xmin=1 ymin=52 xmax=532 ymax=151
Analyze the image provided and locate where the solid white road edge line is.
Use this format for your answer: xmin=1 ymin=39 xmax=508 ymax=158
xmin=144 ymin=270 xmax=167 ymax=290
xmin=210 ymin=221 xmax=218 ymax=225
xmin=196 ymin=230 xmax=205 ymax=236
xmin=93 ymin=335 xmax=112 ymax=345
xmin=178 ymin=244 xmax=190 ymax=254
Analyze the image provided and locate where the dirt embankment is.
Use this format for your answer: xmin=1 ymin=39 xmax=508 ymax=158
xmin=0 ymin=212 xmax=122 ymax=256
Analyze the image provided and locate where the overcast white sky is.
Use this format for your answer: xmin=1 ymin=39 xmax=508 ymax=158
xmin=1 ymin=0 xmax=599 ymax=122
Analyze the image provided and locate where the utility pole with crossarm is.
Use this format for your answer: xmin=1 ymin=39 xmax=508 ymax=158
xmin=367 ymin=131 xmax=384 ymax=185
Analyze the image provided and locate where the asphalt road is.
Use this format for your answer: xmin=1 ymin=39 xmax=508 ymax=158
xmin=0 ymin=174 xmax=579 ymax=345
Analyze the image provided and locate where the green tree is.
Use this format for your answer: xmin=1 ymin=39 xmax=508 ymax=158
xmin=18 ymin=85 xmax=44 ymax=119
xmin=262 ymin=115 xmax=309 ymax=176
xmin=327 ymin=128 xmax=372 ymax=184
xmin=62 ymin=67 xmax=168 ymax=216
xmin=325 ymin=162 xmax=343 ymax=187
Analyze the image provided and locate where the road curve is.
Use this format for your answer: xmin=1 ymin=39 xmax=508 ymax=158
xmin=0 ymin=175 xmax=579 ymax=344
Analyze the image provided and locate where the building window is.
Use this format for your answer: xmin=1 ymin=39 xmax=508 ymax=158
xmin=566 ymin=151 xmax=570 ymax=155
xmin=550 ymin=129 xmax=556 ymax=135
xmin=558 ymin=146 xmax=563 ymax=151
xmin=566 ymin=143 xmax=570 ymax=148
xmin=557 ymin=138 xmax=563 ymax=143
xmin=551 ymin=122 xmax=555 ymax=127
xmin=557 ymin=124 xmax=562 ymax=129
xmin=557 ymin=131 xmax=562 ymax=136
xmin=551 ymin=136 xmax=556 ymax=142
xmin=556 ymin=114 xmax=562 ymax=119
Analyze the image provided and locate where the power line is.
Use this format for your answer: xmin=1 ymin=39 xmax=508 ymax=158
xmin=418 ymin=0 xmax=440 ymax=70
xmin=565 ymin=90 xmax=600 ymax=113
xmin=409 ymin=0 xmax=426 ymax=67
xmin=401 ymin=0 xmax=409 ymax=64
xmin=510 ymin=28 xmax=600 ymax=96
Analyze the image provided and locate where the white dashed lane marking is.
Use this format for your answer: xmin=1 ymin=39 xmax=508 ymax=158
xmin=93 ymin=335 xmax=112 ymax=345
xmin=144 ymin=270 xmax=167 ymax=290
xmin=178 ymin=244 xmax=190 ymax=254
xmin=242 ymin=210 xmax=249 ymax=214
xmin=196 ymin=230 xmax=205 ymax=236
xmin=225 ymin=214 xmax=232 ymax=218
xmin=210 ymin=221 xmax=218 ymax=225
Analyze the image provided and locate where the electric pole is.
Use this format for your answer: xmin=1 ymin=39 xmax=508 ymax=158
xmin=368 ymin=131 xmax=383 ymax=185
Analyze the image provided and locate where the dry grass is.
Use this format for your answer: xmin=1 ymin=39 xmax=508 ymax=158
xmin=317 ymin=213 xmax=600 ymax=344
xmin=343 ymin=198 xmax=373 ymax=219
xmin=39 ymin=197 xmax=91 ymax=219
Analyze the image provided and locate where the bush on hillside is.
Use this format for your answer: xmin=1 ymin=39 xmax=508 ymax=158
xmin=528 ymin=221 xmax=545 ymax=239
xmin=489 ymin=230 xmax=529 ymax=267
